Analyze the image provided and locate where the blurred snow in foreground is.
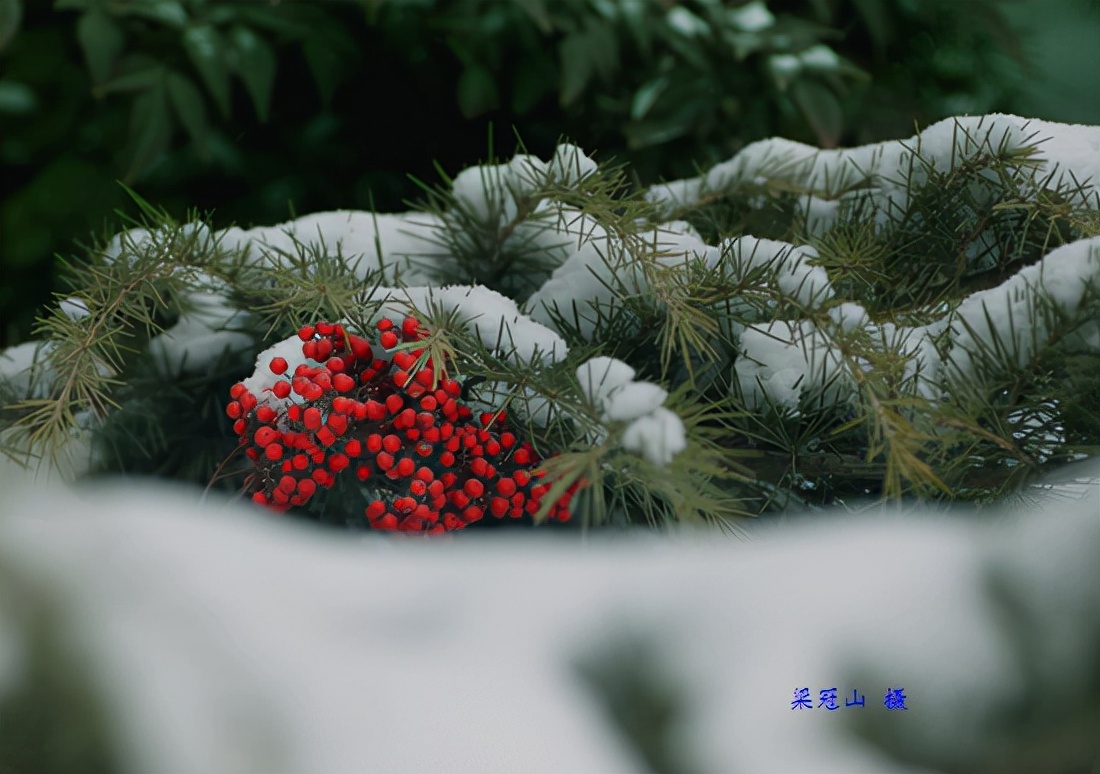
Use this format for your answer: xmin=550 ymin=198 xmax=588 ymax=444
xmin=0 ymin=461 xmax=1097 ymax=774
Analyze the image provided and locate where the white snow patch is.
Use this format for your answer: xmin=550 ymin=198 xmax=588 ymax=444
xmin=1 ymin=458 xmax=1095 ymax=774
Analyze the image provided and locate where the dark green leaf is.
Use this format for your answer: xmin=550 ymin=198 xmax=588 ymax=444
xmin=624 ymin=106 xmax=699 ymax=149
xmin=851 ymin=0 xmax=891 ymax=52
xmin=234 ymin=5 xmax=309 ymax=38
xmin=228 ymin=24 xmax=276 ymax=123
xmin=113 ymin=1 xmax=188 ymax=29
xmin=585 ymin=21 xmax=619 ymax=82
xmin=511 ymin=53 xmax=556 ymax=114
xmin=99 ymin=63 xmax=165 ymax=95
xmin=558 ymin=31 xmax=593 ymax=106
xmin=0 ymin=79 xmax=36 ymax=114
xmin=790 ymin=79 xmax=843 ymax=148
xmin=302 ymin=35 xmax=343 ymax=106
xmin=631 ymin=76 xmax=668 ymax=120
xmin=182 ymin=24 xmax=231 ymax=118
xmin=456 ymin=64 xmax=499 ymax=118
xmin=619 ymin=0 xmax=653 ymax=56
xmin=515 ymin=0 xmax=552 ymax=33
xmin=76 ymin=8 xmax=125 ymax=86
xmin=0 ymin=0 xmax=22 ymax=52
xmin=166 ymin=71 xmax=208 ymax=157
xmin=125 ymin=81 xmax=173 ymax=181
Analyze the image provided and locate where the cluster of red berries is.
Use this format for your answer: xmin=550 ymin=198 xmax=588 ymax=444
xmin=225 ymin=316 xmax=577 ymax=532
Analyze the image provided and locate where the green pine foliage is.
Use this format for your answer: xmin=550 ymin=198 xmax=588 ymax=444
xmin=1 ymin=116 xmax=1097 ymax=530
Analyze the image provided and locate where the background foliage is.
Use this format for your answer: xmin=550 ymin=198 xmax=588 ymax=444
xmin=2 ymin=0 xmax=1098 ymax=349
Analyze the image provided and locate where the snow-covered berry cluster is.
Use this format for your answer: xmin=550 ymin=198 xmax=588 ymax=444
xmin=226 ymin=317 xmax=577 ymax=532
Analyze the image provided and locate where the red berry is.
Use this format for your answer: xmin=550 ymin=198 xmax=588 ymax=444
xmin=355 ymin=465 xmax=370 ymax=481
xmin=333 ymin=373 xmax=355 ymax=393
xmin=415 ymin=466 xmax=434 ymax=482
xmin=316 ymin=322 xmax=334 ymax=336
xmin=462 ymin=506 xmax=484 ymax=523
xmin=254 ymin=426 xmax=278 ymax=447
xmin=410 ymin=480 xmax=427 ymax=496
xmin=513 ymin=448 xmax=531 ymax=465
xmin=489 ymin=497 xmax=509 ymax=517
xmin=348 ymin=334 xmax=372 ymax=360
xmin=278 ymin=475 xmax=297 ymax=494
xmin=327 ymin=414 xmax=348 ymax=436
xmin=376 ymin=452 xmax=394 ymax=471
xmin=230 ymin=383 xmax=247 ymax=399
xmin=464 ymin=479 xmax=485 ymax=498
xmin=376 ymin=318 xmax=394 ymax=332
xmin=496 ymin=478 xmax=517 ymax=496
xmin=251 ymin=492 xmax=268 ymax=505
xmin=272 ymin=381 xmax=291 ymax=399
xmin=385 ymin=394 xmax=404 ymax=415
xmin=303 ymin=407 xmax=322 ymax=430
xmin=396 ymin=457 xmax=415 ymax=478
xmin=380 ymin=330 xmax=399 ymax=349
xmin=292 ymin=453 xmax=309 ymax=470
xmin=298 ymin=325 xmax=315 ymax=341
xmin=402 ymin=317 xmax=420 ymax=337
xmin=316 ymin=427 xmax=337 ymax=447
xmin=297 ymin=478 xmax=317 ymax=498
xmin=256 ymin=405 xmax=276 ymax=423
xmin=366 ymin=434 xmax=383 ymax=453
xmin=344 ymin=439 xmax=362 ymax=457
xmin=270 ymin=357 xmax=289 ymax=375
xmin=226 ymin=401 xmax=242 ymax=419
xmin=366 ymin=501 xmax=386 ymax=520
xmin=325 ymin=357 xmax=345 ymax=373
xmin=264 ymin=443 xmax=284 ymax=461
xmin=382 ymin=434 xmax=402 ymax=454
xmin=233 ymin=419 xmax=246 ymax=435
xmin=328 ymin=453 xmax=349 ymax=472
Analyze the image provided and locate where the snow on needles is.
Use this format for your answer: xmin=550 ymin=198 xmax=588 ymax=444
xmin=576 ymin=357 xmax=685 ymax=466
xmin=646 ymin=114 xmax=1100 ymax=219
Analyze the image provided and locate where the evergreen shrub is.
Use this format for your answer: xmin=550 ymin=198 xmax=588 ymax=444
xmin=1 ymin=114 xmax=1097 ymax=530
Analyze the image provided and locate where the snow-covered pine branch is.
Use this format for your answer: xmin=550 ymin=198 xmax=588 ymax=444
xmin=2 ymin=117 xmax=1098 ymax=521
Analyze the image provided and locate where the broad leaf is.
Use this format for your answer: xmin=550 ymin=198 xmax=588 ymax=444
xmin=166 ymin=71 xmax=209 ymax=157
xmin=229 ymin=24 xmax=276 ymax=123
xmin=631 ymin=76 xmax=668 ymax=120
xmin=0 ymin=79 xmax=36 ymax=114
xmin=100 ymin=62 xmax=165 ymax=95
xmin=302 ymin=35 xmax=342 ymax=106
xmin=511 ymin=53 xmax=556 ymax=115
xmin=791 ymin=79 xmax=843 ymax=148
xmin=558 ymin=31 xmax=593 ymax=107
xmin=456 ymin=64 xmax=499 ymax=118
xmin=0 ymin=0 xmax=22 ymax=52
xmin=76 ymin=8 xmax=125 ymax=86
xmin=114 ymin=0 xmax=188 ymax=29
xmin=182 ymin=24 xmax=230 ymax=119
xmin=125 ymin=81 xmax=173 ymax=181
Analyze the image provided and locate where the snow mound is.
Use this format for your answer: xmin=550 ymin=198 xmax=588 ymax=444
xmin=1 ymin=459 xmax=1095 ymax=774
